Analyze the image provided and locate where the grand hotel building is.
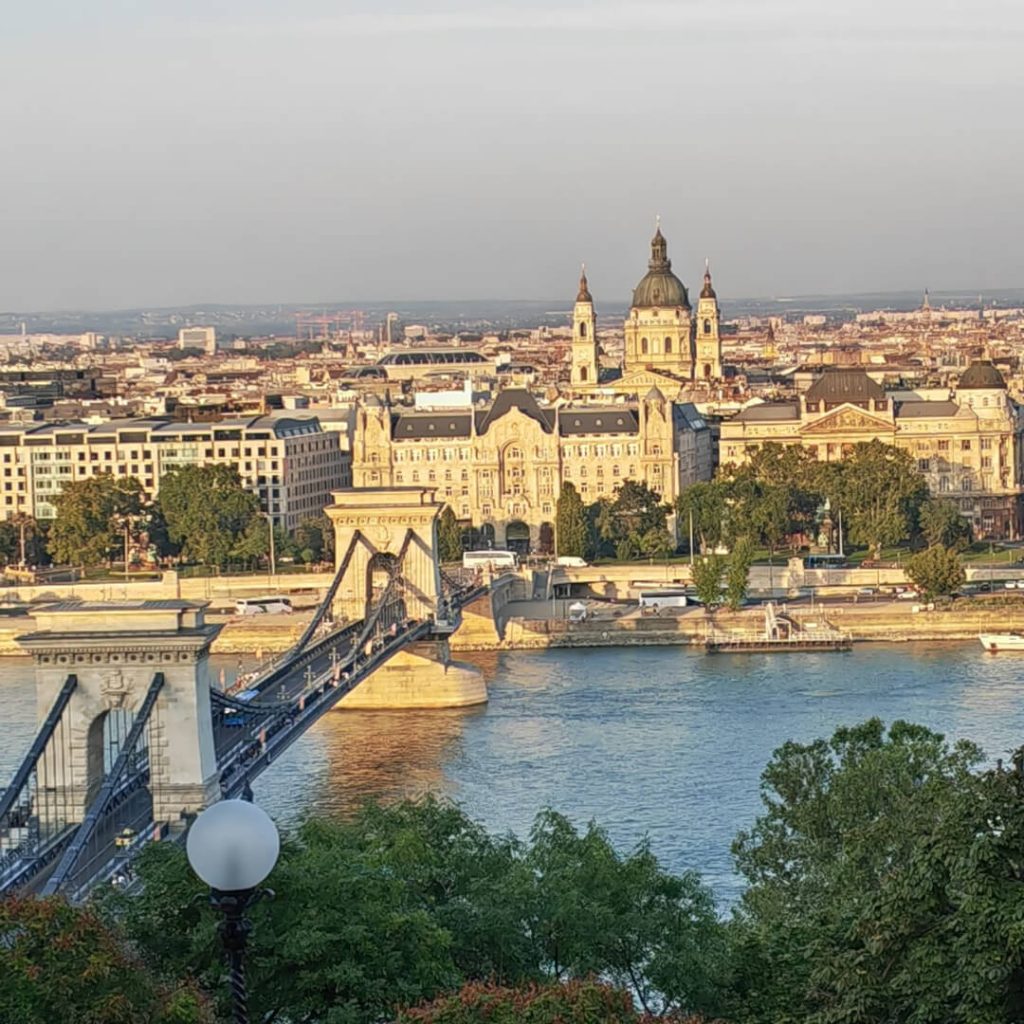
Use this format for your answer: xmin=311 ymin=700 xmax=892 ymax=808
xmin=719 ymin=362 xmax=1024 ymax=539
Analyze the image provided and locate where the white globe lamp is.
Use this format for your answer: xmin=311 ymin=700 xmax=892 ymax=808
xmin=187 ymin=799 xmax=280 ymax=893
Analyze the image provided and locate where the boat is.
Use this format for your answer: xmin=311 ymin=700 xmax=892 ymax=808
xmin=979 ymin=633 xmax=1024 ymax=652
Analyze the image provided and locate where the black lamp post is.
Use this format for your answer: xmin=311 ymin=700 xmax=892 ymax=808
xmin=186 ymin=800 xmax=280 ymax=1024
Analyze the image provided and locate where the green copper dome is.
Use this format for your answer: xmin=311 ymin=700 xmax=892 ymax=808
xmin=631 ymin=227 xmax=690 ymax=309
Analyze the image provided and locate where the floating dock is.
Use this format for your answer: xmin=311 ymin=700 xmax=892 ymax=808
xmin=704 ymin=603 xmax=852 ymax=654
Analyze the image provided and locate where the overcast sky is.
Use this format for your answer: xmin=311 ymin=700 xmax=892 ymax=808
xmin=1 ymin=0 xmax=1022 ymax=310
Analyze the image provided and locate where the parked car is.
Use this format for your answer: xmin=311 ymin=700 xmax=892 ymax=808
xmin=856 ymin=586 xmax=875 ymax=597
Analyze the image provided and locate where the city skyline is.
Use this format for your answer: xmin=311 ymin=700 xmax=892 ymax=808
xmin=2 ymin=0 xmax=1023 ymax=310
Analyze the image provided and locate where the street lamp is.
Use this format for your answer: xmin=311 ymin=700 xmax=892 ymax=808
xmin=186 ymin=800 xmax=280 ymax=1024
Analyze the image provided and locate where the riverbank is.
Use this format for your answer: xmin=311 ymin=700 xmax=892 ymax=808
xmin=450 ymin=598 xmax=1024 ymax=651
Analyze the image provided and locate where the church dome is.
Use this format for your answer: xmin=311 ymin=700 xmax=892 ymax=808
xmin=631 ymin=226 xmax=690 ymax=310
xmin=958 ymin=360 xmax=1007 ymax=390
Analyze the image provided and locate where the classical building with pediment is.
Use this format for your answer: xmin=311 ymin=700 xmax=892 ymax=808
xmin=719 ymin=363 xmax=1024 ymax=539
xmin=352 ymin=388 xmax=712 ymax=552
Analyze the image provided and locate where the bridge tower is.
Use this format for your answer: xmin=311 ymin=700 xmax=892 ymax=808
xmin=17 ymin=601 xmax=222 ymax=828
xmin=325 ymin=487 xmax=487 ymax=708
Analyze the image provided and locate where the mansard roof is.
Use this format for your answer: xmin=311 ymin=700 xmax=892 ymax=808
xmin=805 ymin=367 xmax=885 ymax=404
xmin=475 ymin=388 xmax=555 ymax=434
xmin=558 ymin=408 xmax=639 ymax=435
xmin=734 ymin=402 xmax=800 ymax=422
xmin=390 ymin=413 xmax=473 ymax=439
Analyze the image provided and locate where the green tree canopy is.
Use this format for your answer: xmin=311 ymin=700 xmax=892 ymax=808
xmin=725 ymin=537 xmax=754 ymax=610
xmin=729 ymin=718 xmax=1024 ymax=1024
xmin=438 ymin=505 xmax=464 ymax=563
xmin=48 ymin=474 xmax=145 ymax=566
xmin=157 ymin=464 xmax=262 ymax=568
xmin=293 ymin=516 xmax=332 ymax=564
xmin=104 ymin=800 xmax=728 ymax=1023
xmin=905 ymin=543 xmax=966 ymax=599
xmin=676 ymin=482 xmax=728 ymax=555
xmin=820 ymin=440 xmax=928 ymax=558
xmin=918 ymin=496 xmax=973 ymax=550
xmin=555 ymin=482 xmax=589 ymax=559
xmin=0 ymin=895 xmax=212 ymax=1024
xmin=690 ymin=554 xmax=726 ymax=608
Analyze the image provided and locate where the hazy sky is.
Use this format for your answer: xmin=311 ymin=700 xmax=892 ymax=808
xmin=2 ymin=0 xmax=1022 ymax=310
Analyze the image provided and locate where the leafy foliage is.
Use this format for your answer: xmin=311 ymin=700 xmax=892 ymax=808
xmin=48 ymin=474 xmax=145 ymax=566
xmin=690 ymin=554 xmax=726 ymax=608
xmin=294 ymin=515 xmax=334 ymax=564
xmin=438 ymin=505 xmax=464 ymax=563
xmin=556 ymin=482 xmax=590 ymax=559
xmin=106 ymin=800 xmax=727 ymax=1023
xmin=725 ymin=538 xmax=754 ymax=610
xmin=157 ymin=464 xmax=263 ymax=568
xmin=728 ymin=718 xmax=1024 ymax=1024
xmin=818 ymin=440 xmax=928 ymax=558
xmin=0 ymin=895 xmax=212 ymax=1024
xmin=918 ymin=496 xmax=973 ymax=550
xmin=676 ymin=482 xmax=728 ymax=555
xmin=905 ymin=543 xmax=966 ymax=598
xmin=397 ymin=978 xmax=716 ymax=1023
xmin=591 ymin=481 xmax=671 ymax=559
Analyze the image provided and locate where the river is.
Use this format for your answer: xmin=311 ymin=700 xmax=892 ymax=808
xmin=3 ymin=643 xmax=1023 ymax=906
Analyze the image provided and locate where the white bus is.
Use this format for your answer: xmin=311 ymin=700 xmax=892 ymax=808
xmin=235 ymin=596 xmax=293 ymax=616
xmin=638 ymin=589 xmax=693 ymax=610
xmin=462 ymin=550 xmax=518 ymax=571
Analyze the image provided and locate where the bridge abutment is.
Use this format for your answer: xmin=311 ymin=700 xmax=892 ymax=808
xmin=17 ymin=602 xmax=223 ymax=828
xmin=338 ymin=639 xmax=486 ymax=709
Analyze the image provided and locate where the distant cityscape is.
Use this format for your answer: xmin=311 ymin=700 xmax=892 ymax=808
xmin=1 ymin=225 xmax=1023 ymax=547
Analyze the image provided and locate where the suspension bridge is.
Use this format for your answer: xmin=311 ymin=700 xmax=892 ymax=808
xmin=0 ymin=488 xmax=509 ymax=901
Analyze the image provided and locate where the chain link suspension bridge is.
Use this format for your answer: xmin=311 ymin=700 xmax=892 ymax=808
xmin=0 ymin=523 xmax=488 ymax=901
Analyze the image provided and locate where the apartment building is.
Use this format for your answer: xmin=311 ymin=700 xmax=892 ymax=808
xmin=0 ymin=415 xmax=348 ymax=531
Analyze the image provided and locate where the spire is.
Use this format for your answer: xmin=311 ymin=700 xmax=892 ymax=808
xmin=576 ymin=262 xmax=592 ymax=303
xmin=700 ymin=257 xmax=716 ymax=299
xmin=649 ymin=219 xmax=669 ymax=270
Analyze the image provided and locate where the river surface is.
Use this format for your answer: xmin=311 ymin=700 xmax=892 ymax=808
xmin=3 ymin=643 xmax=1024 ymax=906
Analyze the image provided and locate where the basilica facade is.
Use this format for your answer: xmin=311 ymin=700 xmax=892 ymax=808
xmin=571 ymin=225 xmax=724 ymax=393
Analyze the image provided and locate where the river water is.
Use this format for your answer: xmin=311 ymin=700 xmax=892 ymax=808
xmin=3 ymin=643 xmax=1023 ymax=906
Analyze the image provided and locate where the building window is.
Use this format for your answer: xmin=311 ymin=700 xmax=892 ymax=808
xmin=961 ymin=439 xmax=972 ymax=451
xmin=641 ymin=337 xmax=648 ymax=355
xmin=664 ymin=337 xmax=672 ymax=353
xmin=962 ymin=478 xmax=972 ymax=491
xmin=579 ymin=322 xmax=587 ymax=338
xmin=981 ymin=438 xmax=992 ymax=450
xmin=982 ymin=456 xmax=992 ymax=468
xmin=938 ymin=440 xmax=950 ymax=451
xmin=917 ymin=459 xmax=930 ymax=472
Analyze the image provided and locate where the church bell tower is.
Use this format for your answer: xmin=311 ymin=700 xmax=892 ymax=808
xmin=695 ymin=259 xmax=722 ymax=380
xmin=571 ymin=265 xmax=598 ymax=387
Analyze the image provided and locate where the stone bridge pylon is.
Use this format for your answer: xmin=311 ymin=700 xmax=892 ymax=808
xmin=324 ymin=487 xmax=487 ymax=708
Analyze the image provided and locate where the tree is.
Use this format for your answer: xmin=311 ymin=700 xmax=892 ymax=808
xmin=397 ymin=979 xmax=711 ymax=1024
xmin=690 ymin=554 xmax=726 ymax=608
xmin=918 ymin=496 xmax=972 ymax=550
xmin=0 ymin=895 xmax=212 ymax=1024
xmin=48 ymin=474 xmax=145 ymax=566
xmin=555 ymin=482 xmax=589 ymax=559
xmin=157 ymin=464 xmax=263 ymax=568
xmin=728 ymin=719 xmax=1024 ymax=1024
xmin=612 ymin=480 xmax=669 ymax=543
xmin=293 ymin=517 xmax=330 ymax=564
xmin=639 ymin=526 xmax=675 ymax=558
xmin=105 ymin=800 xmax=729 ymax=1023
xmin=677 ymin=482 xmax=728 ymax=555
xmin=438 ymin=505 xmax=463 ymax=563
xmin=725 ymin=537 xmax=754 ymax=610
xmin=905 ymin=543 xmax=966 ymax=599
xmin=0 ymin=512 xmax=46 ymax=566
xmin=822 ymin=440 xmax=928 ymax=558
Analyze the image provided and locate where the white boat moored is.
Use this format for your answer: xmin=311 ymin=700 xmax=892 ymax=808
xmin=979 ymin=633 xmax=1024 ymax=652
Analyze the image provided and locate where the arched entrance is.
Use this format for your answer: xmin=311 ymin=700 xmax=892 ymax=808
xmin=703 ymin=363 xmax=712 ymax=379
xmin=506 ymin=520 xmax=530 ymax=556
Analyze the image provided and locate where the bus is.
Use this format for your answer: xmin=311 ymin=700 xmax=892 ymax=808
xmin=235 ymin=596 xmax=293 ymax=616
xmin=802 ymin=554 xmax=848 ymax=570
xmin=224 ymin=688 xmax=259 ymax=726
xmin=462 ymin=550 xmax=518 ymax=571
xmin=638 ymin=589 xmax=694 ymax=610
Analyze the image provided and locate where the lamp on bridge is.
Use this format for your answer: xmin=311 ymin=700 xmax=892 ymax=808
xmin=186 ymin=800 xmax=280 ymax=1024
